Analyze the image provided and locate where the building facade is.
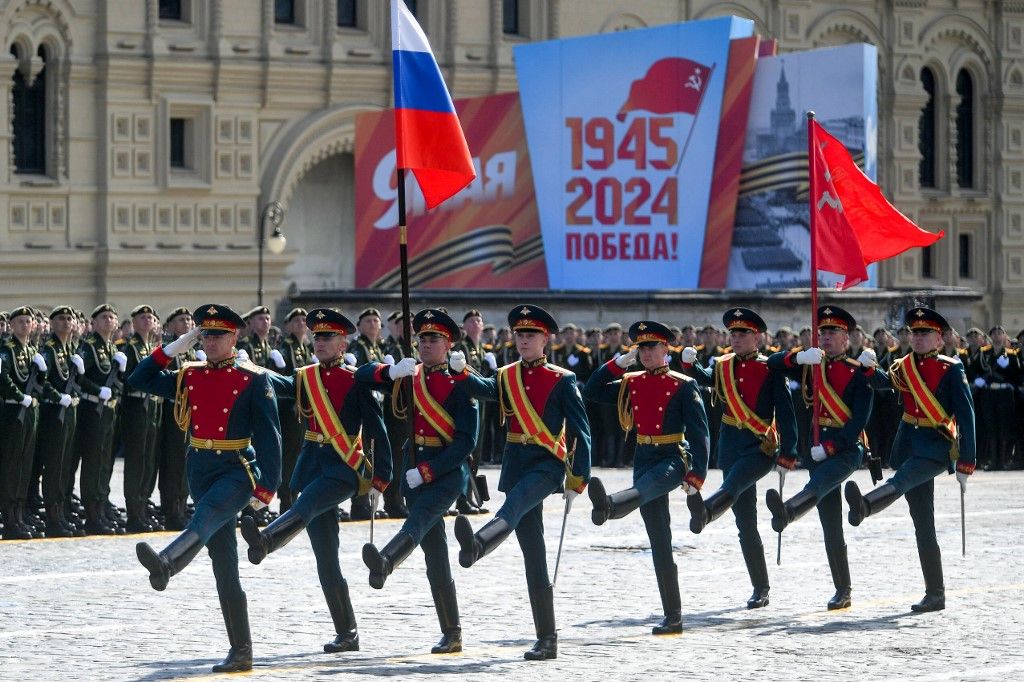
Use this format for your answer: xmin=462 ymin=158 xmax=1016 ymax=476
xmin=0 ymin=0 xmax=1019 ymax=331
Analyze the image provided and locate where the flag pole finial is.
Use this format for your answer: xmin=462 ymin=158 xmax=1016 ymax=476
xmin=806 ymin=110 xmax=815 ymax=121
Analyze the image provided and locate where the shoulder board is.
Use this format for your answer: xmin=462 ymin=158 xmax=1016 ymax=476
xmin=936 ymin=354 xmax=961 ymax=365
xmin=667 ymin=370 xmax=695 ymax=383
xmin=843 ymin=357 xmax=863 ymax=368
xmin=545 ymin=364 xmax=572 ymax=376
xmin=576 ymin=345 xmax=591 ymax=353
xmin=668 ymin=345 xmax=682 ymax=352
xmin=180 ymin=360 xmax=207 ymax=373
xmin=551 ymin=343 xmax=564 ymax=351
xmin=114 ymin=339 xmax=126 ymax=347
xmin=694 ymin=344 xmax=705 ymax=351
xmin=84 ymin=336 xmax=95 ymax=345
xmin=791 ymin=346 xmax=804 ymax=352
xmin=1007 ymin=348 xmax=1020 ymax=356
xmin=887 ymin=344 xmax=899 ymax=352
xmin=956 ymin=348 xmax=969 ymax=356
xmin=237 ymin=360 xmax=266 ymax=375
xmin=980 ymin=344 xmax=992 ymax=352
xmin=718 ymin=352 xmax=736 ymax=362
xmin=482 ymin=343 xmax=494 ymax=351
xmin=45 ymin=339 xmax=56 ymax=348
xmin=599 ymin=343 xmax=609 ymax=350
xmin=622 ymin=371 xmax=645 ymax=381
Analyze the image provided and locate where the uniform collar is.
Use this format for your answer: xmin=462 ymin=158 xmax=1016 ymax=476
xmin=209 ymin=354 xmax=237 ymax=369
xmin=913 ymin=350 xmax=939 ymax=360
xmin=522 ymin=356 xmax=547 ymax=368
xmin=646 ymin=365 xmax=669 ymax=375
xmin=737 ymin=350 xmax=758 ymax=361
xmin=826 ymin=351 xmax=848 ymax=362
xmin=426 ymin=362 xmax=447 ymax=373
xmin=324 ymin=357 xmax=345 ymax=368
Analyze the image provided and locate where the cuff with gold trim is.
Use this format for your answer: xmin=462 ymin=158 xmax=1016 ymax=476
xmin=776 ymin=455 xmax=797 ymax=470
xmin=822 ymin=440 xmax=837 ymax=457
xmin=565 ymin=471 xmax=587 ymax=494
xmin=373 ymin=364 xmax=390 ymax=382
xmin=683 ymin=471 xmax=704 ymax=491
xmin=252 ymin=485 xmax=275 ymax=505
xmin=152 ymin=345 xmax=171 ymax=368
xmin=416 ymin=462 xmax=435 ymax=484
xmin=606 ymin=358 xmax=626 ymax=377
xmin=956 ymin=461 xmax=975 ymax=475
xmin=372 ymin=477 xmax=389 ymax=492
xmin=783 ymin=351 xmax=799 ymax=369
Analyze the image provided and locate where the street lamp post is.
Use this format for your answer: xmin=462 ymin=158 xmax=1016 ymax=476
xmin=257 ymin=200 xmax=287 ymax=307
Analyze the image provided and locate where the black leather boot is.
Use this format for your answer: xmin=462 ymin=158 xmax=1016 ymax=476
xmin=588 ymin=477 xmax=611 ymax=525
xmin=524 ymin=584 xmax=557 ymax=660
xmin=689 ymin=489 xmax=733 ymax=534
xmin=126 ymin=499 xmax=154 ymax=534
xmin=652 ymin=564 xmax=682 ymax=634
xmin=741 ymin=540 xmax=770 ymax=608
xmin=2 ymin=504 xmax=31 ymax=540
xmin=136 ymin=529 xmax=203 ymax=591
xmin=826 ymin=544 xmax=852 ymax=610
xmin=768 ymin=488 xmax=818 ymax=533
xmin=84 ymin=500 xmax=116 ymax=536
xmin=240 ymin=507 xmax=306 ymax=565
xmin=911 ymin=543 xmax=945 ymax=612
xmin=45 ymin=503 xmax=74 ymax=538
xmin=323 ymin=579 xmax=359 ymax=653
xmin=362 ymin=532 xmax=417 ymax=589
xmin=455 ymin=515 xmax=512 ymax=568
xmin=430 ymin=580 xmax=463 ymax=654
xmin=846 ymin=481 xmax=899 ymax=526
xmin=212 ymin=591 xmax=253 ymax=672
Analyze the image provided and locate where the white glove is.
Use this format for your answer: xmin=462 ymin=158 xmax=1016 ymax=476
xmin=343 ymin=352 xmax=357 ymax=366
xmin=956 ymin=471 xmax=969 ymax=492
xmin=997 ymin=355 xmax=1010 ymax=369
xmin=248 ymin=496 xmax=267 ymax=511
xmin=773 ymin=466 xmax=788 ymax=485
xmin=449 ymin=350 xmax=467 ymax=373
xmin=787 ymin=379 xmax=800 ymax=391
xmin=795 ymin=348 xmax=824 ymax=365
xmin=195 ymin=349 xmax=207 ymax=362
xmin=682 ymin=347 xmax=698 ymax=364
xmin=811 ymin=445 xmax=827 ymax=462
xmin=32 ymin=353 xmax=47 ymax=372
xmin=19 ymin=394 xmax=33 ymax=408
xmin=98 ymin=386 xmax=113 ymax=402
xmin=368 ymin=487 xmax=382 ymax=507
xmin=389 ymin=356 xmax=417 ymax=379
xmin=857 ymin=349 xmax=877 ymax=368
xmin=974 ymin=377 xmax=987 ymax=388
xmin=708 ymin=355 xmax=719 ymax=365
xmin=681 ymin=481 xmax=699 ymax=496
xmin=59 ymin=394 xmax=73 ymax=408
xmin=383 ymin=354 xmax=396 ymax=366
xmin=236 ymin=349 xmax=250 ymax=364
xmin=164 ymin=327 xmax=201 ymax=356
xmin=269 ymin=349 xmax=286 ymax=369
xmin=310 ymin=354 xmax=320 ymax=364
xmin=483 ymin=351 xmax=497 ymax=370
xmin=615 ymin=348 xmax=638 ymax=368
xmin=663 ymin=354 xmax=672 ymax=366
xmin=112 ymin=351 xmax=128 ymax=372
xmin=567 ymin=354 xmax=579 ymax=367
xmin=563 ymin=488 xmax=579 ymax=511
xmin=405 ymin=468 xmax=424 ymax=489
xmin=70 ymin=354 xmax=85 ymax=374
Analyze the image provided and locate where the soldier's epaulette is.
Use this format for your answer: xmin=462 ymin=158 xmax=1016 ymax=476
xmin=598 ymin=343 xmax=609 ymax=350
xmin=576 ymin=344 xmax=591 ymax=354
xmin=887 ymin=344 xmax=899 ymax=352
xmin=791 ymin=346 xmax=804 ymax=352
xmin=694 ymin=344 xmax=705 ymax=351
xmin=545 ymin=363 xmax=572 ymax=376
xmin=720 ymin=346 xmax=732 ymax=354
xmin=980 ymin=344 xmax=992 ymax=352
xmin=237 ymin=359 xmax=267 ymax=375
xmin=936 ymin=354 xmax=961 ymax=365
xmin=551 ymin=343 xmax=565 ymax=351
xmin=667 ymin=369 xmax=695 ymax=383
xmin=115 ymin=338 xmax=126 ymax=347
xmin=179 ymin=360 xmax=207 ymax=373
xmin=622 ymin=370 xmax=645 ymax=381
xmin=956 ymin=348 xmax=968 ymax=356
xmin=482 ymin=343 xmax=494 ymax=351
xmin=1006 ymin=348 xmax=1020 ymax=356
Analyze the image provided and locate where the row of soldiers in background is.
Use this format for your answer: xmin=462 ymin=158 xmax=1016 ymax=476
xmin=1 ymin=303 xmax=1021 ymax=541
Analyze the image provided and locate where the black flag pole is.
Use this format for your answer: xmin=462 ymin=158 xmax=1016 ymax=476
xmin=396 ymin=168 xmax=416 ymax=464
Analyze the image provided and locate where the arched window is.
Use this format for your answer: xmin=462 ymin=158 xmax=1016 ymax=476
xmin=11 ymin=44 xmax=47 ymax=175
xmin=918 ymin=67 xmax=936 ymax=189
xmin=955 ymin=69 xmax=974 ymax=188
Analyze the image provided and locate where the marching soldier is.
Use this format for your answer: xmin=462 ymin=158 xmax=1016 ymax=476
xmin=349 ymin=308 xmax=389 ymax=521
xmin=239 ymin=307 xmax=391 ymax=654
xmin=132 ymin=304 xmax=282 ymax=672
xmin=271 ymin=307 xmax=313 ymax=512
xmin=121 ymin=305 xmax=163 ymax=533
xmin=681 ymin=307 xmax=798 ymax=608
xmin=450 ymin=304 xmax=591 ymax=660
xmin=846 ymin=307 xmax=976 ymax=612
xmin=358 ymin=308 xmax=478 ymax=654
xmin=237 ymin=306 xmax=273 ymax=368
xmin=74 ymin=304 xmax=125 ymax=535
xmin=764 ymin=305 xmax=875 ymax=610
xmin=35 ymin=306 xmax=82 ymax=537
xmin=1 ymin=307 xmax=58 ymax=539
xmin=154 ymin=307 xmax=198 ymax=530
xmin=583 ymin=320 xmax=710 ymax=634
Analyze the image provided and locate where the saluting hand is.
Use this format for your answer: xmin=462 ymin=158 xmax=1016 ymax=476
xmin=449 ymin=351 xmax=467 ymax=373
xmin=614 ymin=348 xmax=638 ymax=368
xmin=164 ymin=327 xmax=201 ymax=356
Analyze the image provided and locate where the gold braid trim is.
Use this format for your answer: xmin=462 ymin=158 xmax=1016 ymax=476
xmin=889 ymin=359 xmax=910 ymax=392
xmin=295 ymin=371 xmax=313 ymax=422
xmin=497 ymin=368 xmax=514 ymax=426
xmin=802 ymin=365 xmax=814 ymax=408
xmin=391 ymin=378 xmax=408 ymax=420
xmin=173 ymin=368 xmax=191 ymax=432
xmin=617 ymin=374 xmax=641 ymax=432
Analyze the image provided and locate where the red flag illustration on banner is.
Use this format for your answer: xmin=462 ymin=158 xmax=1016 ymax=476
xmin=809 ymin=119 xmax=944 ymax=290
xmin=617 ymin=57 xmax=712 ymax=121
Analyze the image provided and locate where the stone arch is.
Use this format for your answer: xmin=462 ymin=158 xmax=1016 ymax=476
xmin=807 ymin=9 xmax=884 ymax=49
xmin=1 ymin=0 xmax=74 ymax=56
xmin=692 ymin=2 xmax=770 ymax=37
xmin=919 ymin=15 xmax=994 ymax=80
xmin=598 ymin=12 xmax=647 ymax=34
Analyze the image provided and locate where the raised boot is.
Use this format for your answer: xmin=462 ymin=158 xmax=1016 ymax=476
xmin=767 ymin=488 xmax=818 ymax=533
xmin=430 ymin=580 xmax=463 ymax=654
xmin=523 ymin=584 xmax=557 ymax=661
xmin=455 ymin=515 xmax=511 ymax=568
xmin=136 ymin=529 xmax=203 ymax=591
xmin=826 ymin=544 xmax=852 ymax=610
xmin=323 ymin=579 xmax=359 ymax=653
xmin=741 ymin=540 xmax=770 ymax=609
xmin=588 ymin=477 xmax=611 ymax=525
xmin=846 ymin=482 xmax=899 ymax=526
xmin=362 ymin=532 xmax=417 ymax=589
xmin=910 ymin=543 xmax=945 ymax=612
xmin=652 ymin=564 xmax=682 ymax=635
xmin=240 ymin=507 xmax=306 ymax=565
xmin=689 ymin=489 xmax=733 ymax=534
xmin=212 ymin=591 xmax=253 ymax=672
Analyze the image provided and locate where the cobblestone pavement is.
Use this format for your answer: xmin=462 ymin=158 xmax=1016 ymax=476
xmin=1 ymin=464 xmax=1022 ymax=681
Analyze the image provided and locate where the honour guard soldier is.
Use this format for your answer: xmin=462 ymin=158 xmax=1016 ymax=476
xmin=381 ymin=311 xmax=413 ymax=519
xmin=681 ymin=307 xmax=798 ymax=608
xmin=451 ymin=304 xmax=591 ymax=660
xmin=237 ymin=306 xmax=273 ymax=368
xmin=349 ymin=308 xmax=389 ymax=521
xmin=73 ymin=304 xmax=125 ymax=535
xmin=272 ymin=307 xmax=313 ymax=512
xmin=1 ymin=307 xmax=59 ymax=539
xmin=975 ymin=327 xmax=1020 ymax=470
xmin=846 ymin=307 xmax=976 ymax=612
xmin=35 ymin=305 xmax=82 ymax=537
xmin=358 ymin=308 xmax=478 ymax=654
xmin=240 ymin=307 xmax=391 ymax=654
xmin=155 ymin=307 xmax=198 ymax=530
xmin=583 ymin=320 xmax=710 ymax=634
xmin=131 ymin=304 xmax=282 ymax=672
xmin=121 ymin=304 xmax=163 ymax=533
xmin=765 ymin=305 xmax=874 ymax=609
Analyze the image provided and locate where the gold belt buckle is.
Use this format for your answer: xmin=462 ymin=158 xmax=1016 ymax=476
xmin=638 ymin=435 xmax=651 ymax=445
xmin=317 ymin=433 xmax=325 ymax=443
xmin=415 ymin=435 xmax=425 ymax=445
xmin=519 ymin=433 xmax=529 ymax=444
xmin=204 ymin=439 xmax=214 ymax=449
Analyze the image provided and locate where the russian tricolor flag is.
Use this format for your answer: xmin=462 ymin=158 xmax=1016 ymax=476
xmin=392 ymin=0 xmax=475 ymax=210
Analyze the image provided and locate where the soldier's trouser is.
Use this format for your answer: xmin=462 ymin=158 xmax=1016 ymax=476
xmin=156 ymin=409 xmax=189 ymax=506
xmin=401 ymin=477 xmax=463 ymax=545
xmin=101 ymin=409 xmax=119 ymax=501
xmin=633 ymin=456 xmax=685 ymax=507
xmin=720 ymin=452 xmax=773 ymax=537
xmin=143 ymin=402 xmax=163 ymax=499
xmin=815 ymin=487 xmax=845 ymax=553
xmin=495 ymin=469 xmax=561 ymax=530
xmin=887 ymin=456 xmax=947 ymax=496
xmin=278 ymin=407 xmax=303 ymax=508
xmin=905 ymin=477 xmax=942 ymax=589
xmin=640 ymin=494 xmax=675 ymax=577
xmin=515 ymin=503 xmax=552 ymax=592
xmin=289 ymin=461 xmax=358 ymax=589
xmin=122 ymin=397 xmax=159 ymax=509
xmin=420 ymin=517 xmax=455 ymax=590
xmin=801 ymin=446 xmax=863 ymax=500
xmin=36 ymin=405 xmax=76 ymax=507
xmin=0 ymin=406 xmax=38 ymax=508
